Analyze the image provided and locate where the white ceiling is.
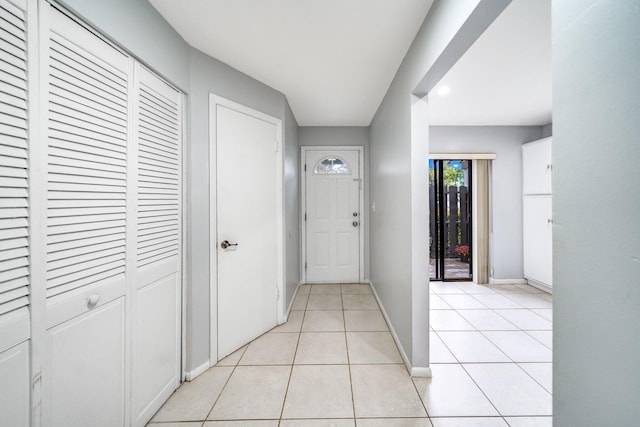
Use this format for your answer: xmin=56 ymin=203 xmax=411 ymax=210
xmin=429 ymin=0 xmax=552 ymax=126
xmin=149 ymin=0 xmax=434 ymax=126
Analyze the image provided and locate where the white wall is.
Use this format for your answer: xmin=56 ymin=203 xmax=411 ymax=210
xmin=284 ymin=103 xmax=300 ymax=308
xmin=299 ymin=127 xmax=370 ymax=279
xmin=368 ymin=0 xmax=510 ymax=369
xmin=429 ymin=126 xmax=544 ymax=280
xmin=553 ymin=1 xmax=640 ymax=425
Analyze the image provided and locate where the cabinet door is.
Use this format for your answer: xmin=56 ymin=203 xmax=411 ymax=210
xmin=522 ymin=137 xmax=552 ymax=195
xmin=45 ymin=298 xmax=125 ymax=427
xmin=0 ymin=341 xmax=30 ymax=427
xmin=523 ymin=196 xmax=553 ymax=287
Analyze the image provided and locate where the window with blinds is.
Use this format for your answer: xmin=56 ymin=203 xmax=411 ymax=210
xmin=0 ymin=0 xmax=29 ymax=317
xmin=45 ymin=18 xmax=129 ymax=298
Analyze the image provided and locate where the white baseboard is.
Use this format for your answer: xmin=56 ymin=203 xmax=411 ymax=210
xmin=185 ymin=360 xmax=210 ymax=381
xmin=411 ymin=367 xmax=433 ymax=378
xmin=367 ymin=281 xmax=413 ymax=375
xmin=525 ymin=278 xmax=553 ymax=294
xmin=489 ymin=277 xmax=528 ymax=285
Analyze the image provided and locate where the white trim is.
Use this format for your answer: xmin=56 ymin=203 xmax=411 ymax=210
xmin=430 ymin=153 xmax=496 ymax=160
xmin=489 ymin=278 xmax=528 ymax=285
xmin=411 ymin=367 xmax=433 ymax=378
xmin=208 ymin=94 xmax=285 ymax=364
xmin=525 ymin=278 xmax=553 ymax=294
xmin=300 ymin=146 xmax=365 ymax=284
xmin=368 ymin=281 xmax=412 ymax=374
xmin=471 ymin=161 xmax=479 ymax=283
xmin=185 ymin=360 xmax=211 ymax=382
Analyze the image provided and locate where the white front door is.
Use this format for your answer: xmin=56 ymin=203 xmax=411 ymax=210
xmin=213 ymin=97 xmax=282 ymax=360
xmin=305 ymin=149 xmax=361 ymax=283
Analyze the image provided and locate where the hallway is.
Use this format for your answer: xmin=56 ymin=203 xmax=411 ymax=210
xmin=148 ymin=283 xmax=552 ymax=426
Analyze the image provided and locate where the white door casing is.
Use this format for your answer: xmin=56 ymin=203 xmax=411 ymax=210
xmin=209 ymin=96 xmax=283 ymax=361
xmin=302 ymin=148 xmax=363 ymax=284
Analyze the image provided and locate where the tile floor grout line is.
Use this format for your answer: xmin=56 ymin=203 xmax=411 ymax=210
xmin=203 ymin=344 xmax=246 ymax=422
xmin=342 ymin=286 xmax=358 ymax=424
xmin=276 ymin=301 xmax=306 ymax=425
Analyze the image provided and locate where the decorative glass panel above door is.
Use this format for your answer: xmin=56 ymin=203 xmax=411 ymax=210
xmin=314 ymin=157 xmax=351 ymax=175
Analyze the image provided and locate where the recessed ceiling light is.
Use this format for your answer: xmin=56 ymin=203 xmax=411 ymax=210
xmin=437 ymin=86 xmax=450 ymax=96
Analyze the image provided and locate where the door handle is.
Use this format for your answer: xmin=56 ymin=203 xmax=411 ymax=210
xmin=220 ymin=240 xmax=238 ymax=249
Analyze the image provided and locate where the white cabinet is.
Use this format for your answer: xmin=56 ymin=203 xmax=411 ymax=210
xmin=522 ymin=138 xmax=553 ymax=290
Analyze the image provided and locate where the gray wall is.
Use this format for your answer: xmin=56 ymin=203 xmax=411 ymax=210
xmin=58 ymin=0 xmax=300 ymax=374
xmin=541 ymin=123 xmax=552 ymax=138
xmin=368 ymin=0 xmax=509 ymax=366
xmin=299 ymin=127 xmax=371 ymax=280
xmin=553 ymin=1 xmax=640 ymax=425
xmin=284 ymin=103 xmax=300 ymax=308
xmin=429 ymin=126 xmax=544 ymax=280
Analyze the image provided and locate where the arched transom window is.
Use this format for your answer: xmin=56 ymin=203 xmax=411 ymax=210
xmin=313 ymin=157 xmax=352 ymax=175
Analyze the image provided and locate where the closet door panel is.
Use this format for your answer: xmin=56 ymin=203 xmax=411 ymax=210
xmin=0 ymin=340 xmax=30 ymax=427
xmin=522 ymin=137 xmax=552 ymax=195
xmin=131 ymin=65 xmax=182 ymax=426
xmin=523 ymin=195 xmax=552 ymax=286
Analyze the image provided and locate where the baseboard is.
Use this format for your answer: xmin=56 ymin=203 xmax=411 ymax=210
xmin=489 ymin=277 xmax=528 ymax=285
xmin=185 ymin=360 xmax=210 ymax=381
xmin=525 ymin=278 xmax=553 ymax=294
xmin=367 ymin=281 xmax=413 ymax=375
xmin=411 ymin=367 xmax=433 ymax=378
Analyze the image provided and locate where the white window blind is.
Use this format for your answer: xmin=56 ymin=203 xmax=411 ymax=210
xmin=0 ymin=0 xmax=29 ymax=316
xmin=45 ymin=11 xmax=129 ymax=298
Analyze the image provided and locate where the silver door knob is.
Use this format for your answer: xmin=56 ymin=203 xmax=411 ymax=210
xmin=220 ymin=240 xmax=238 ymax=249
xmin=352 ymin=221 xmax=358 ymax=227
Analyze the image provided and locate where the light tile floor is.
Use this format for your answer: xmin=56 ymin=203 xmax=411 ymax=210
xmin=148 ymin=282 xmax=552 ymax=427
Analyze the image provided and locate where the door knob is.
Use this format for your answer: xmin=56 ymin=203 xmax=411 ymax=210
xmin=352 ymin=221 xmax=358 ymax=227
xmin=220 ymin=240 xmax=238 ymax=249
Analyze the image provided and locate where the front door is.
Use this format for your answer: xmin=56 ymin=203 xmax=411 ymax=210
xmin=305 ymin=149 xmax=361 ymax=283
xmin=213 ymin=98 xmax=281 ymax=359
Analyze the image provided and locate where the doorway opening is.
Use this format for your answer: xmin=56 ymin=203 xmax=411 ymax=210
xmin=429 ymin=159 xmax=473 ymax=281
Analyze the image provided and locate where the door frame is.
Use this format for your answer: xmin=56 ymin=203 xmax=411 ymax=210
xmin=208 ymin=94 xmax=284 ymax=363
xmin=301 ymin=146 xmax=365 ymax=284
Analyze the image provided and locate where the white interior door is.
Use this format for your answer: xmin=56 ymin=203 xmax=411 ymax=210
xmin=305 ymin=149 xmax=361 ymax=283
xmin=523 ymin=195 xmax=553 ymax=287
xmin=214 ymin=99 xmax=281 ymax=360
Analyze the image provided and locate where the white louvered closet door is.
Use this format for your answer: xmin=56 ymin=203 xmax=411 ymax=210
xmin=0 ymin=0 xmax=31 ymax=425
xmin=42 ymin=5 xmax=129 ymax=427
xmin=131 ymin=64 xmax=182 ymax=427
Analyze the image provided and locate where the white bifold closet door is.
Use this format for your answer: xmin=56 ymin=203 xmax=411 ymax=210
xmin=0 ymin=0 xmax=31 ymax=425
xmin=39 ymin=4 xmax=183 ymax=427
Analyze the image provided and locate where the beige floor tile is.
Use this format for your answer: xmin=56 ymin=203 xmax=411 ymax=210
xmin=503 ymin=417 xmax=552 ymax=427
xmin=440 ymin=294 xmax=487 ymax=309
xmin=238 ymin=332 xmax=298 ymax=365
xmin=311 ymin=284 xmax=343 ymax=294
xmin=526 ymin=331 xmax=552 ymax=349
xmin=344 ymin=310 xmax=388 ymax=331
xmin=292 ymin=293 xmax=309 ymax=310
xmin=302 ymin=310 xmax=345 ymax=332
xmin=307 ymin=294 xmax=343 ymax=310
xmin=356 ymin=418 xmax=432 ymax=426
xmin=494 ymin=310 xmax=552 ymax=331
xmin=295 ymin=332 xmax=348 ymax=364
xmin=530 ymin=309 xmax=552 ymax=321
xmin=487 ymin=284 xmax=530 ymax=294
xmin=456 ymin=283 xmax=498 ymax=295
xmin=463 ymin=363 xmax=552 ymax=416
xmin=273 ymin=311 xmax=304 ymax=333
xmin=429 ymin=333 xmax=457 ymax=363
xmin=413 ymin=364 xmax=498 ymax=417
xmin=204 ymin=422 xmax=278 ymax=427
xmin=281 ymin=420 xmax=355 ymax=427
xmin=429 ymin=295 xmax=452 ymax=310
xmin=208 ymin=366 xmax=290 ymax=420
xmin=341 ymin=284 xmax=372 ymax=294
xmin=282 ymin=365 xmax=354 ymax=418
xmin=342 ymin=294 xmax=379 ymax=310
xmin=501 ymin=293 xmax=552 ymax=309
xmin=347 ymin=331 xmax=403 ymax=364
xmin=430 ymin=310 xmax=475 ymax=331
xmin=471 ymin=294 xmax=523 ymax=309
xmin=215 ymin=346 xmax=247 ymax=366
xmin=430 ymin=418 xmax=508 ymax=427
xmin=457 ymin=310 xmax=519 ymax=331
xmin=148 ymin=423 xmax=203 ymax=427
xmin=297 ymin=285 xmax=312 ymax=295
xmin=438 ymin=332 xmax=510 ymax=363
xmin=351 ymin=364 xmax=426 ymax=418
xmin=518 ymin=363 xmax=552 ymax=393
xmin=482 ymin=331 xmax=552 ymax=362
xmin=430 ymin=282 xmax=465 ymax=294
xmin=152 ymin=367 xmax=233 ymax=422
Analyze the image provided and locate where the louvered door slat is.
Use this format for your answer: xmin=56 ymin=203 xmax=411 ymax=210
xmin=45 ymin=12 xmax=128 ymax=300
xmin=0 ymin=0 xmax=28 ymax=318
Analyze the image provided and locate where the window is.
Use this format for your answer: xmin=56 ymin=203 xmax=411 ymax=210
xmin=314 ymin=157 xmax=351 ymax=175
